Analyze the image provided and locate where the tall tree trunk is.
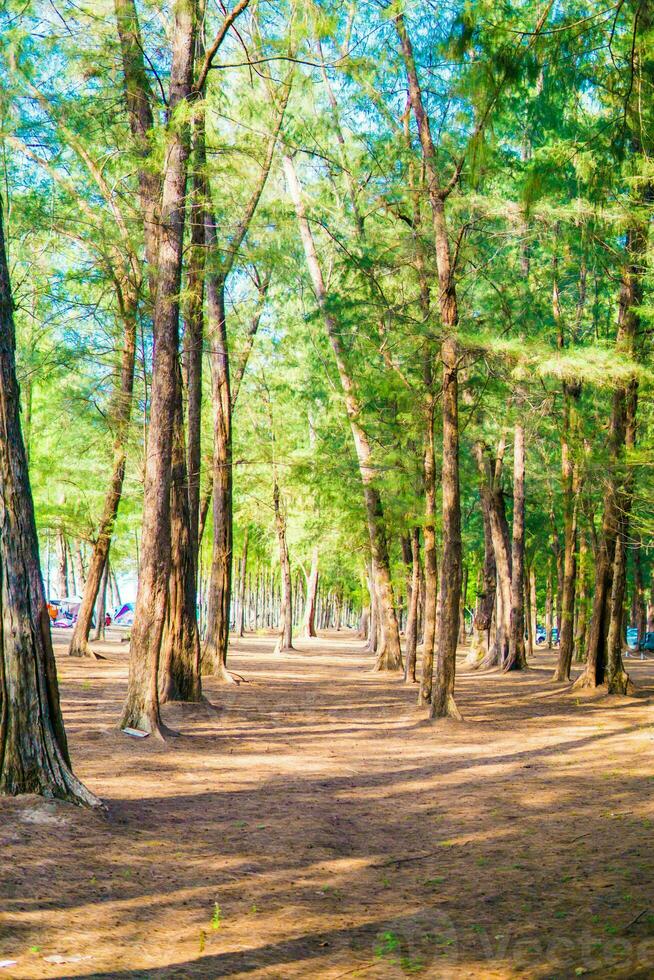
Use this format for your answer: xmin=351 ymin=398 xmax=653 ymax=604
xmin=93 ymin=558 xmax=109 ymax=642
xmin=69 ymin=299 xmax=137 ymax=658
xmin=467 ymin=487 xmax=496 ymax=668
xmin=574 ymin=533 xmax=589 ymax=662
xmin=184 ymin=110 xmax=206 ymax=587
xmin=74 ymin=544 xmax=87 ymax=595
xmin=0 ymin=195 xmax=99 ymax=807
xmin=633 ymin=536 xmax=647 ymax=646
xmin=552 ymin=246 xmax=582 ymax=680
xmin=158 ymin=385 xmax=202 ymax=703
xmin=474 ymin=440 xmax=511 ymax=669
xmin=606 ymin=525 xmax=631 ymax=694
xmin=606 ymin=364 xmax=639 ymax=694
xmin=283 ymin=154 xmax=402 ymax=671
xmin=419 ymin=392 xmax=438 ymax=705
xmin=273 ymin=482 xmax=294 ymax=654
xmin=553 ymin=388 xmax=580 ymax=681
xmin=404 ymin=527 xmax=420 ymax=683
xmin=530 ymin=567 xmax=537 ymax=651
xmin=111 ymin=564 xmax=121 ymax=608
xmin=459 ymin=563 xmax=468 ymax=645
xmin=119 ymin=0 xmax=197 ymax=736
xmin=366 ymin=564 xmax=378 ymax=654
xmin=576 ymin=221 xmax=646 ymax=690
xmin=505 ymin=423 xmax=527 ymax=671
xmin=555 ymin=534 xmax=563 ymax=641
xmin=431 ymin=334 xmax=463 ymax=718
xmin=201 ymin=81 xmax=286 ymax=678
xmin=397 ymin=13 xmax=464 ymax=716
xmin=545 ymin=567 xmax=553 ymax=648
xmin=302 ymin=545 xmax=319 ymax=638
xmin=525 ymin=565 xmax=534 ymax=658
xmin=237 ymin=527 xmax=249 ymax=638
xmin=202 ymin=276 xmax=234 ymax=681
xmin=56 ymin=530 xmax=68 ymax=599
xmin=67 ymin=539 xmax=76 ymax=596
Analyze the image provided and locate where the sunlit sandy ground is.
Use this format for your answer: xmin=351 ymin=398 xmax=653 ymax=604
xmin=1 ymin=630 xmax=653 ymax=978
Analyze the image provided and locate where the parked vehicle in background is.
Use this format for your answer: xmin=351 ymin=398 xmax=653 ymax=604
xmin=638 ymin=632 xmax=654 ymax=653
xmin=626 ymin=627 xmax=639 ymax=649
xmin=534 ymin=625 xmax=559 ymax=645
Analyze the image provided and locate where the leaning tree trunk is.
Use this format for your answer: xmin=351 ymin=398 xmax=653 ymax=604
xmin=505 ymin=422 xmax=527 ymax=672
xmin=302 ymin=545 xmax=319 ymax=638
xmin=69 ymin=298 xmax=137 ymax=659
xmin=283 ymin=154 xmax=402 ymax=671
xmin=0 ymin=195 xmax=99 ymax=807
xmin=201 ymin=86 xmax=285 ymax=678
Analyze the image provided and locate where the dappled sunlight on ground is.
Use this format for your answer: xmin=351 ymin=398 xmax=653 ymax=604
xmin=1 ymin=630 xmax=653 ymax=977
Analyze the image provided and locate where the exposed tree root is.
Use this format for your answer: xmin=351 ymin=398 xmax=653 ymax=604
xmin=68 ymin=640 xmax=106 ymax=661
xmin=430 ymin=694 xmax=463 ymax=721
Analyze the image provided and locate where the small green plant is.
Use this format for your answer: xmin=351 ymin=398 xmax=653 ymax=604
xmin=374 ymin=932 xmax=428 ymax=973
xmin=211 ymin=903 xmax=222 ymax=931
xmin=375 ymin=931 xmax=401 ymax=958
xmin=198 ymin=930 xmax=206 ymax=953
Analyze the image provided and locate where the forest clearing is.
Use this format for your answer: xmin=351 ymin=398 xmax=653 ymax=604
xmin=0 ymin=629 xmax=652 ymax=979
xmin=1 ymin=0 xmax=654 ymax=977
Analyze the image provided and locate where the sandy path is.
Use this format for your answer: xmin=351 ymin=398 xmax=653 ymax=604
xmin=1 ymin=631 xmax=653 ymax=978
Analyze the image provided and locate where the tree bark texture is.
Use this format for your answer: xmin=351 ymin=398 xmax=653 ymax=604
xmin=0 ymin=195 xmax=99 ymax=806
